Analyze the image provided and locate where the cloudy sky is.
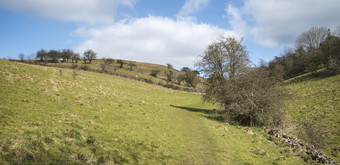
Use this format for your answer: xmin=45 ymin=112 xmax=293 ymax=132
xmin=1 ymin=0 xmax=339 ymax=69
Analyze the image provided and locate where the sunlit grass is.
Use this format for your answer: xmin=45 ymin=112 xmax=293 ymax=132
xmin=286 ymin=70 xmax=340 ymax=162
xmin=0 ymin=59 xmax=306 ymax=164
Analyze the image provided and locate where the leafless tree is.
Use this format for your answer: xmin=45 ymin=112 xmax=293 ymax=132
xmin=102 ymin=57 xmax=115 ymax=72
xmin=296 ymin=27 xmax=328 ymax=52
xmin=127 ymin=61 xmax=137 ymax=70
xmin=71 ymin=53 xmax=81 ymax=63
xmin=83 ymin=49 xmax=97 ymax=64
xmin=196 ymin=36 xmax=249 ymax=103
xmin=61 ymin=49 xmax=73 ymax=62
xmin=18 ymin=53 xmax=25 ymax=61
xmin=117 ymin=59 xmax=125 ymax=68
xmin=167 ymin=63 xmax=173 ymax=69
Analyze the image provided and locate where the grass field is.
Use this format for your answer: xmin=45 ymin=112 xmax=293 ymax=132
xmin=0 ymin=59 xmax=307 ymax=164
xmin=45 ymin=59 xmax=186 ymax=87
xmin=286 ymin=70 xmax=340 ymax=162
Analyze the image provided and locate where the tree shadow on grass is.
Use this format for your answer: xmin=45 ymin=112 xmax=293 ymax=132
xmin=170 ymin=105 xmax=224 ymax=122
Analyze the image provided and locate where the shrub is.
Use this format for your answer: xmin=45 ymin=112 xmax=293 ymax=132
xmin=217 ymin=68 xmax=288 ymax=128
xmin=73 ymin=71 xmax=78 ymax=80
xmin=183 ymin=70 xmax=199 ymax=88
xmin=150 ymin=70 xmax=160 ymax=77
xmin=127 ymin=62 xmax=137 ymax=71
xmin=71 ymin=64 xmax=78 ymax=69
xmin=301 ymin=119 xmax=330 ymax=149
xmin=165 ymin=70 xmax=174 ymax=83
xmin=80 ymin=65 xmax=90 ymax=71
xmin=117 ymin=59 xmax=125 ymax=68
xmin=328 ymin=56 xmax=340 ymax=74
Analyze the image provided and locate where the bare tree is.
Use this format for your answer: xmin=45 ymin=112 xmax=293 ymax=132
xmin=117 ymin=59 xmax=125 ymax=68
xmin=197 ymin=36 xmax=287 ymax=127
xmin=71 ymin=53 xmax=81 ymax=63
xmin=36 ymin=49 xmax=48 ymax=62
xmin=196 ymin=36 xmax=249 ymax=103
xmin=48 ymin=50 xmax=61 ymax=64
xmin=83 ymin=49 xmax=97 ymax=64
xmin=127 ymin=61 xmax=137 ymax=70
xmin=176 ymin=73 xmax=185 ymax=85
xmin=165 ymin=70 xmax=174 ymax=83
xmin=296 ymin=27 xmax=328 ymax=52
xmin=197 ymin=36 xmax=249 ymax=81
xmin=82 ymin=55 xmax=87 ymax=64
xmin=167 ymin=63 xmax=173 ymax=69
xmin=184 ymin=70 xmax=199 ymax=88
xmin=61 ymin=49 xmax=73 ymax=62
xmin=103 ymin=57 xmax=115 ymax=66
xmin=18 ymin=53 xmax=25 ymax=61
xmin=181 ymin=67 xmax=191 ymax=72
xmin=150 ymin=70 xmax=160 ymax=77
xmin=102 ymin=57 xmax=115 ymax=72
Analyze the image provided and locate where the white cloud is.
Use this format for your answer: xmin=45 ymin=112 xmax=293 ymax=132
xmin=75 ymin=16 xmax=236 ymax=69
xmin=225 ymin=5 xmax=248 ymax=37
xmin=177 ymin=0 xmax=210 ymax=17
xmin=227 ymin=0 xmax=340 ymax=48
xmin=0 ymin=0 xmax=136 ymax=24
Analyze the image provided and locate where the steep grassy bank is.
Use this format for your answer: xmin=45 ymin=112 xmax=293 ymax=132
xmin=286 ymin=71 xmax=340 ymax=162
xmin=0 ymin=59 xmax=305 ymax=164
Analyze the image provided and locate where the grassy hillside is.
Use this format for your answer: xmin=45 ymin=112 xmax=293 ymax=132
xmin=0 ymin=59 xmax=306 ymax=164
xmin=44 ymin=59 xmax=200 ymax=88
xmin=286 ymin=70 xmax=340 ymax=162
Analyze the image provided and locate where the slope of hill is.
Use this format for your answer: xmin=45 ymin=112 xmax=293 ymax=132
xmin=286 ymin=71 xmax=340 ymax=162
xmin=0 ymin=59 xmax=306 ymax=164
xmin=45 ymin=59 xmax=190 ymax=87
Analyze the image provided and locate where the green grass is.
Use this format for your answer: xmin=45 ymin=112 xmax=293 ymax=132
xmin=286 ymin=70 xmax=340 ymax=162
xmin=45 ymin=59 xmax=205 ymax=88
xmin=0 ymin=59 xmax=306 ymax=164
xmin=47 ymin=59 xmax=180 ymax=86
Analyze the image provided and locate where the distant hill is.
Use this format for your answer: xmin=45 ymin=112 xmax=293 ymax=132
xmin=35 ymin=59 xmax=205 ymax=92
xmin=0 ymin=59 xmax=307 ymax=164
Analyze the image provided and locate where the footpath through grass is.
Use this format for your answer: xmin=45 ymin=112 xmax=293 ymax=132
xmin=0 ymin=60 xmax=306 ymax=164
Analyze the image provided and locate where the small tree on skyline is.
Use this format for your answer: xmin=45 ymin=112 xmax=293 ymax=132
xmin=36 ymin=49 xmax=48 ymax=62
xmin=61 ymin=49 xmax=73 ymax=62
xmin=102 ymin=57 xmax=115 ymax=72
xmin=128 ymin=61 xmax=137 ymax=70
xmin=83 ymin=49 xmax=97 ymax=64
xmin=117 ymin=59 xmax=125 ymax=68
xmin=71 ymin=53 xmax=81 ymax=63
xmin=18 ymin=53 xmax=25 ymax=61
xmin=167 ymin=63 xmax=173 ymax=69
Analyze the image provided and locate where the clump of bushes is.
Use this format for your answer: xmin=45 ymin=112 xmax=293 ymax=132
xmin=80 ymin=65 xmax=90 ymax=71
xmin=197 ymin=36 xmax=288 ymax=128
xmin=150 ymin=70 xmax=160 ymax=77
xmin=219 ymin=67 xmax=288 ymax=127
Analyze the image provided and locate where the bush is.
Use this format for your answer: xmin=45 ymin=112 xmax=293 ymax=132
xmin=301 ymin=119 xmax=330 ymax=149
xmin=80 ymin=65 xmax=90 ymax=71
xmin=184 ymin=71 xmax=199 ymax=88
xmin=328 ymin=56 xmax=340 ymax=74
xmin=150 ymin=70 xmax=160 ymax=77
xmin=165 ymin=70 xmax=174 ymax=83
xmin=117 ymin=59 xmax=125 ymax=68
xmin=71 ymin=64 xmax=78 ymax=69
xmin=218 ymin=68 xmax=288 ymax=128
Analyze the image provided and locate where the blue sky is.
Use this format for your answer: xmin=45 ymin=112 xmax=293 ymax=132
xmin=1 ymin=0 xmax=339 ymax=69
